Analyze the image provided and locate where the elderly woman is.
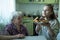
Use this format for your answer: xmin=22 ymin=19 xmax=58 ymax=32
xmin=0 ymin=11 xmax=28 ymax=39
xmin=35 ymin=4 xmax=59 ymax=40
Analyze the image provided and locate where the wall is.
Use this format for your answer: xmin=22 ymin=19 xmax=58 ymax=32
xmin=58 ymin=1 xmax=60 ymax=22
xmin=16 ymin=3 xmax=59 ymax=16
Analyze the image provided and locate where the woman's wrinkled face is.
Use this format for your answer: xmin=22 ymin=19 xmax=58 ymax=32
xmin=42 ymin=6 xmax=52 ymax=17
xmin=14 ymin=16 xmax=22 ymax=26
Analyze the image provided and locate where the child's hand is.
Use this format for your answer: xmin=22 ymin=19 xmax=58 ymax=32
xmin=44 ymin=23 xmax=50 ymax=27
xmin=42 ymin=21 xmax=50 ymax=27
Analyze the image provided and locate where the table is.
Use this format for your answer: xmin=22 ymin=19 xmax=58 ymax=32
xmin=13 ymin=36 xmax=47 ymax=40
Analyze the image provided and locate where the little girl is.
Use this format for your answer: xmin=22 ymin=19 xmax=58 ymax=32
xmin=35 ymin=4 xmax=59 ymax=40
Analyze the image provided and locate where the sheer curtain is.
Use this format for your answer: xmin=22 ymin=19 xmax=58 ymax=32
xmin=0 ymin=0 xmax=16 ymax=25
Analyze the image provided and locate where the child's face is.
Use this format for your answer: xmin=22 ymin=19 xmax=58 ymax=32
xmin=14 ymin=16 xmax=22 ymax=26
xmin=42 ymin=6 xmax=52 ymax=17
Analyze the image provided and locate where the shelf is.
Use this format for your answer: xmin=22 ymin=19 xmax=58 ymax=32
xmin=16 ymin=0 xmax=59 ymax=4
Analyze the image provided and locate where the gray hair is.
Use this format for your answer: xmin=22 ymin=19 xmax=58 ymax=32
xmin=11 ymin=11 xmax=23 ymax=21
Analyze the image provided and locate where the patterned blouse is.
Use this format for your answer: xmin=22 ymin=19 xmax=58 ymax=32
xmin=36 ymin=19 xmax=59 ymax=40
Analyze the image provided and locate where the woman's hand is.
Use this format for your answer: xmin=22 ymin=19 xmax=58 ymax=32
xmin=15 ymin=34 xmax=25 ymax=38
